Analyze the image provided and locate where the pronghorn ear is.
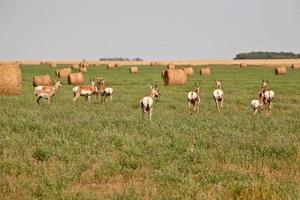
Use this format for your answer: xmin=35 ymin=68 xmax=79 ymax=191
xmin=149 ymin=85 xmax=152 ymax=89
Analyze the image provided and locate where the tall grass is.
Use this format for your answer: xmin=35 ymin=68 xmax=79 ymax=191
xmin=0 ymin=65 xmax=299 ymax=199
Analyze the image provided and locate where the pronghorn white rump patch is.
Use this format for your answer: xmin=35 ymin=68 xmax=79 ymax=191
xmin=140 ymin=96 xmax=153 ymax=109
xmin=187 ymin=91 xmax=198 ymax=100
xmin=251 ymin=99 xmax=260 ymax=109
xmin=213 ymin=89 xmax=223 ymax=100
xmin=264 ymin=90 xmax=275 ymax=101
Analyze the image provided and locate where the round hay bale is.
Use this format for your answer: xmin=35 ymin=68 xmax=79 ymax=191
xmin=71 ymin=64 xmax=79 ymax=69
xmin=162 ymin=69 xmax=187 ymax=85
xmin=107 ymin=63 xmax=116 ymax=69
xmin=200 ymin=68 xmax=210 ymax=76
xmin=0 ymin=64 xmax=22 ymax=96
xmin=275 ymin=66 xmax=287 ymax=75
xmin=79 ymin=67 xmax=87 ymax=73
xmin=130 ymin=66 xmax=138 ymax=74
xmin=291 ymin=64 xmax=300 ymax=69
xmin=68 ymin=72 xmax=84 ymax=85
xmin=167 ymin=63 xmax=175 ymax=69
xmin=183 ymin=67 xmax=193 ymax=76
xmin=240 ymin=63 xmax=247 ymax=68
xmin=56 ymin=68 xmax=71 ymax=78
xmin=33 ymin=74 xmax=52 ymax=87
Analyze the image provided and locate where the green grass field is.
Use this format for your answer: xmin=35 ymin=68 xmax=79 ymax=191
xmin=1 ymin=65 xmax=300 ymax=199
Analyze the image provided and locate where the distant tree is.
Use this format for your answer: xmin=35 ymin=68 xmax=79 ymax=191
xmin=234 ymin=51 xmax=300 ymax=59
xmin=99 ymin=57 xmax=143 ymax=61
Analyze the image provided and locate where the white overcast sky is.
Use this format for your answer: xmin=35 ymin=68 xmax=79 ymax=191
xmin=0 ymin=0 xmax=299 ymax=60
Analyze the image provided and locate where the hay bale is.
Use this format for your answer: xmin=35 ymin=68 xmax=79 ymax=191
xmin=162 ymin=69 xmax=187 ymax=85
xmin=292 ymin=64 xmax=300 ymax=69
xmin=240 ymin=63 xmax=247 ymax=68
xmin=107 ymin=63 xmax=116 ymax=69
xmin=68 ymin=72 xmax=84 ymax=85
xmin=33 ymin=74 xmax=51 ymax=87
xmin=0 ymin=64 xmax=22 ymax=96
xmin=50 ymin=63 xmax=57 ymax=68
xmin=275 ymin=66 xmax=287 ymax=75
xmin=130 ymin=66 xmax=138 ymax=74
xmin=79 ymin=67 xmax=87 ymax=73
xmin=200 ymin=68 xmax=210 ymax=76
xmin=56 ymin=68 xmax=71 ymax=78
xmin=71 ymin=64 xmax=79 ymax=69
xmin=167 ymin=63 xmax=175 ymax=69
xmin=183 ymin=67 xmax=193 ymax=76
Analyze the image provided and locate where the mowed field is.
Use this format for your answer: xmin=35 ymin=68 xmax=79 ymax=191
xmin=1 ymin=64 xmax=300 ymax=199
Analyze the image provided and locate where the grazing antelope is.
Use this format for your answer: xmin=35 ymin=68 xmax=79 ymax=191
xmin=96 ymin=77 xmax=113 ymax=103
xmin=140 ymin=85 xmax=161 ymax=121
xmin=251 ymin=99 xmax=263 ymax=115
xmin=34 ymin=79 xmax=62 ymax=95
xmin=72 ymin=79 xmax=97 ymax=102
xmin=35 ymin=84 xmax=61 ymax=104
xmin=187 ymin=82 xmax=200 ymax=113
xmin=213 ymin=80 xmax=224 ymax=112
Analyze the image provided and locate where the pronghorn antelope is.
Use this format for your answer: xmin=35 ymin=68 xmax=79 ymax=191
xmin=35 ymin=84 xmax=61 ymax=104
xmin=251 ymin=99 xmax=263 ymax=115
xmin=140 ymin=85 xmax=161 ymax=121
xmin=72 ymin=79 xmax=97 ymax=102
xmin=34 ymin=79 xmax=62 ymax=95
xmin=259 ymin=88 xmax=275 ymax=112
xmin=96 ymin=77 xmax=113 ymax=103
xmin=213 ymin=80 xmax=224 ymax=112
xmin=187 ymin=82 xmax=200 ymax=113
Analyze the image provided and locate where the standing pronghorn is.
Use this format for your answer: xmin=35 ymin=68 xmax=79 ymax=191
xmin=213 ymin=80 xmax=224 ymax=112
xmin=35 ymin=83 xmax=61 ymax=104
xmin=258 ymin=80 xmax=275 ymax=113
xmin=187 ymin=82 xmax=200 ymax=113
xmin=34 ymin=79 xmax=62 ymax=95
xmin=140 ymin=85 xmax=161 ymax=121
xmin=72 ymin=79 xmax=97 ymax=102
xmin=96 ymin=77 xmax=113 ymax=103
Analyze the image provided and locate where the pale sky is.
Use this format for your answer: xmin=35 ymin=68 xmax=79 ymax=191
xmin=0 ymin=0 xmax=299 ymax=60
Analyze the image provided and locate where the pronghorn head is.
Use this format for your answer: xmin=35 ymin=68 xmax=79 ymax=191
xmin=149 ymin=84 xmax=160 ymax=99
xmin=54 ymin=79 xmax=63 ymax=88
xmin=261 ymin=80 xmax=268 ymax=89
xmin=90 ymin=79 xmax=96 ymax=87
xmin=194 ymin=82 xmax=200 ymax=94
xmin=215 ymin=80 xmax=222 ymax=89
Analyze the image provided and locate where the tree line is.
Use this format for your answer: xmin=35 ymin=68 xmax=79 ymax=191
xmin=234 ymin=52 xmax=300 ymax=59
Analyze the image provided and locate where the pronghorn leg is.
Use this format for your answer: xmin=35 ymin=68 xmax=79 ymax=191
xmin=73 ymin=93 xmax=80 ymax=102
xmin=253 ymin=108 xmax=258 ymax=115
xmin=220 ymin=98 xmax=224 ymax=108
xmin=110 ymin=95 xmax=112 ymax=101
xmin=195 ymin=101 xmax=199 ymax=113
xmin=87 ymin=95 xmax=91 ymax=102
xmin=37 ymin=96 xmax=42 ymax=104
xmin=188 ymin=101 xmax=191 ymax=108
xmin=149 ymin=108 xmax=153 ymax=121
xmin=215 ymin=100 xmax=220 ymax=112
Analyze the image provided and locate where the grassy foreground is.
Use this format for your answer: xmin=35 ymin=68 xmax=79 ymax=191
xmin=0 ymin=65 xmax=300 ymax=199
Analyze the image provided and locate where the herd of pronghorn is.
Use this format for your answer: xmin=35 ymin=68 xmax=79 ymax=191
xmin=34 ymin=78 xmax=275 ymax=120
